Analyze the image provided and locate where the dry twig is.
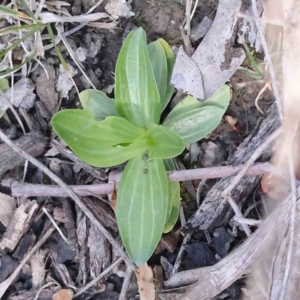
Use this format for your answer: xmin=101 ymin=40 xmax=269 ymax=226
xmin=164 ymin=195 xmax=294 ymax=299
xmin=74 ymin=257 xmax=123 ymax=298
xmin=0 ymin=226 xmax=56 ymax=298
xmin=119 ymin=266 xmax=133 ymax=300
xmin=3 ymin=163 xmax=274 ymax=197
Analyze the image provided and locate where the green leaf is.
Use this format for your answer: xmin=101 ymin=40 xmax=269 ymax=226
xmin=0 ymin=78 xmax=9 ymax=117
xmin=158 ymin=39 xmax=175 ymax=110
xmin=51 ymin=110 xmax=148 ymax=167
xmin=0 ymin=5 xmax=31 ymax=19
xmin=148 ymin=40 xmax=167 ymax=110
xmin=164 ymin=95 xmax=201 ymax=121
xmin=163 ymin=105 xmax=224 ymax=145
xmin=0 ymin=78 xmax=9 ymax=92
xmin=18 ymin=0 xmax=36 ymax=19
xmin=115 ymin=28 xmax=161 ymax=128
xmin=243 ymin=42 xmax=264 ymax=79
xmin=147 ymin=123 xmax=184 ymax=159
xmin=163 ymin=85 xmax=231 ymax=144
xmin=0 ymin=24 xmax=39 ymax=35
xmin=203 ymin=85 xmax=231 ymax=109
xmin=47 ymin=24 xmax=74 ymax=86
xmin=165 ymin=85 xmax=230 ymax=121
xmin=148 ymin=39 xmax=175 ymax=113
xmin=116 ymin=155 xmax=168 ymax=265
xmin=80 ymin=89 xmax=119 ymax=121
xmin=0 ymin=109 xmax=5 ymax=118
xmin=163 ymin=159 xmax=180 ymax=233
xmin=163 ymin=182 xmax=180 ymax=233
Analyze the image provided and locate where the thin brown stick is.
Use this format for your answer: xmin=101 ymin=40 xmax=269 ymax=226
xmin=227 ymin=196 xmax=251 ymax=236
xmin=222 ymin=129 xmax=280 ymax=197
xmin=184 ymin=0 xmax=192 ymax=36
xmin=74 ymin=257 xmax=123 ymax=298
xmin=0 ymin=129 xmax=135 ymax=270
xmin=164 ymin=196 xmax=294 ymax=299
xmin=171 ymin=233 xmax=192 ymax=276
xmin=221 ymin=129 xmax=281 ymax=236
xmin=3 ymin=163 xmax=274 ymax=197
xmin=119 ymin=265 xmax=133 ymax=300
xmin=0 ymin=226 xmax=56 ymax=298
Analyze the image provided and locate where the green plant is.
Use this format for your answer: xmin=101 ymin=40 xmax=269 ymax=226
xmin=240 ymin=42 xmax=264 ymax=80
xmin=51 ymin=28 xmax=230 ymax=266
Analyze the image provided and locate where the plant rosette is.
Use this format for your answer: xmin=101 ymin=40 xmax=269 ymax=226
xmin=51 ymin=28 xmax=230 ymax=266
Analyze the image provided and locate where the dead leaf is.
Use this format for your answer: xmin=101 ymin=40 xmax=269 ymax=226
xmin=0 ymin=200 xmax=38 ymax=251
xmin=56 ymin=64 xmax=78 ymax=99
xmin=105 ymin=0 xmax=134 ymax=19
xmin=88 ymin=222 xmax=111 ymax=278
xmin=225 ymin=115 xmax=237 ymax=126
xmin=0 ymin=193 xmax=16 ymax=228
xmin=172 ymin=0 xmax=263 ymax=99
xmin=191 ymin=16 xmax=212 ymax=42
xmin=0 ymin=78 xmax=35 ymax=111
xmin=31 ymin=250 xmax=47 ymax=288
xmin=52 ymin=289 xmax=74 ymax=300
xmin=171 ymin=46 xmax=204 ymax=99
xmin=36 ymin=63 xmax=59 ymax=115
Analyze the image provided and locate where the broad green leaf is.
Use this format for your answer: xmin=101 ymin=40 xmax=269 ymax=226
xmin=147 ymin=123 xmax=184 ymax=159
xmin=80 ymin=89 xmax=119 ymax=121
xmin=163 ymin=105 xmax=224 ymax=145
xmin=115 ymin=28 xmax=161 ymax=128
xmin=165 ymin=85 xmax=230 ymax=121
xmin=163 ymin=159 xmax=180 ymax=233
xmin=116 ymin=155 xmax=168 ymax=265
xmin=148 ymin=40 xmax=167 ymax=110
xmin=204 ymin=85 xmax=231 ymax=109
xmin=164 ymin=95 xmax=201 ymax=121
xmin=0 ymin=78 xmax=9 ymax=92
xmin=163 ymin=85 xmax=230 ymax=144
xmin=163 ymin=182 xmax=180 ymax=233
xmin=0 ymin=109 xmax=5 ymax=118
xmin=158 ymin=39 xmax=175 ymax=110
xmin=51 ymin=110 xmax=148 ymax=167
xmin=148 ymin=39 xmax=175 ymax=112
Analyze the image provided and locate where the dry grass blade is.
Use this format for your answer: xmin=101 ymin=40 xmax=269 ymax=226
xmin=39 ymin=12 xmax=109 ymax=23
xmin=0 ymin=5 xmax=33 ymax=20
xmin=56 ymin=25 xmax=96 ymax=89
